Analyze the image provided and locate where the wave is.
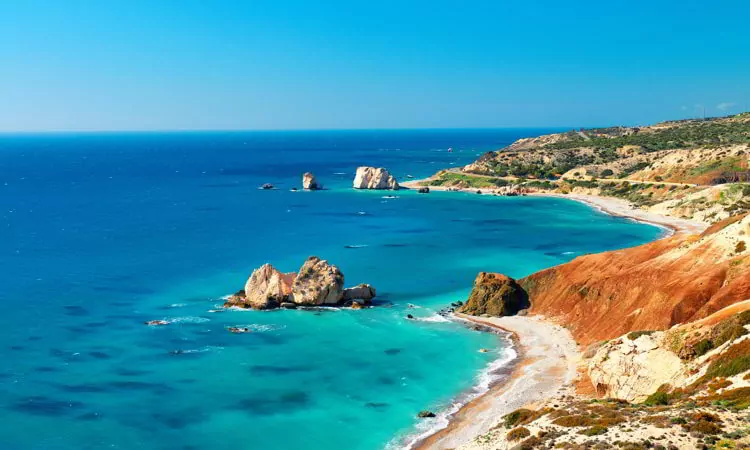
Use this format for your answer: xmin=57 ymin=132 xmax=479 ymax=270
xmin=393 ymin=329 xmax=517 ymax=450
xmin=414 ymin=314 xmax=450 ymax=323
xmin=168 ymin=316 xmax=210 ymax=324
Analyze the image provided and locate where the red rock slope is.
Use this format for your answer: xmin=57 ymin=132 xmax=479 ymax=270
xmin=519 ymin=214 xmax=750 ymax=345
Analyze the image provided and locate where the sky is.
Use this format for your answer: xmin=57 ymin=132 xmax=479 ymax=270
xmin=1 ymin=0 xmax=749 ymax=131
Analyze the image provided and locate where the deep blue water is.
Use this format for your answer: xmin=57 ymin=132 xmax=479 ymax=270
xmin=0 ymin=129 xmax=662 ymax=449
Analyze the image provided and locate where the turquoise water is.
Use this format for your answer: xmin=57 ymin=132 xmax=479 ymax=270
xmin=0 ymin=130 xmax=662 ymax=449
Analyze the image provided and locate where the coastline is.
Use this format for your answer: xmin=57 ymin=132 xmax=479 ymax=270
xmin=398 ymin=176 xmax=707 ymax=450
xmin=411 ymin=314 xmax=580 ymax=450
xmin=401 ymin=179 xmax=708 ymax=235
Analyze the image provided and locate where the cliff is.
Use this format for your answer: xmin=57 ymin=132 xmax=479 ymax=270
xmin=519 ymin=214 xmax=750 ymax=345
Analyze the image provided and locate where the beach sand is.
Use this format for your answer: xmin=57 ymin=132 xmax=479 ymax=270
xmin=412 ymin=314 xmax=580 ymax=450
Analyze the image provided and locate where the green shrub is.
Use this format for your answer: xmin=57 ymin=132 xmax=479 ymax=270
xmin=627 ymin=330 xmax=655 ymax=340
xmin=580 ymin=425 xmax=608 ymax=436
xmin=506 ymin=427 xmax=530 ymax=441
xmin=643 ymin=391 xmax=670 ymax=406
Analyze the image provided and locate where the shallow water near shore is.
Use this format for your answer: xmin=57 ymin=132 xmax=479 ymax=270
xmin=0 ymin=129 xmax=662 ymax=449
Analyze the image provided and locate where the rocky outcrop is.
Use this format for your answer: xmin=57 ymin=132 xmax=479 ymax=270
xmin=353 ymin=167 xmax=399 ymax=190
xmin=520 ymin=214 xmax=750 ymax=345
xmin=342 ymin=283 xmax=376 ymax=302
xmin=457 ymin=273 xmax=529 ymax=317
xmin=418 ymin=187 xmax=430 ymax=194
xmin=588 ymin=331 xmax=686 ymax=402
xmin=291 ymin=256 xmax=345 ymax=306
xmin=224 ymin=264 xmax=295 ymax=309
xmin=302 ymin=172 xmax=321 ymax=190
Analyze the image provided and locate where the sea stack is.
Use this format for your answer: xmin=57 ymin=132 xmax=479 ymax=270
xmin=225 ymin=256 xmax=377 ymax=309
xmin=353 ymin=167 xmax=399 ymax=190
xmin=302 ymin=172 xmax=321 ymax=190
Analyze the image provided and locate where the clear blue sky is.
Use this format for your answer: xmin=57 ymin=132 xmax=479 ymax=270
xmin=1 ymin=0 xmax=748 ymax=131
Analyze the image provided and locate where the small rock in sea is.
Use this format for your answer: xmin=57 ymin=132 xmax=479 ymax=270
xmin=455 ymin=301 xmax=463 ymax=306
xmin=145 ymin=320 xmax=169 ymax=326
xmin=302 ymin=172 xmax=321 ymax=190
xmin=290 ymin=187 xmax=298 ymax=192
xmin=417 ymin=187 xmax=430 ymax=194
xmin=417 ymin=410 xmax=436 ymax=418
xmin=406 ymin=314 xmax=415 ymax=320
xmin=228 ymin=327 xmax=252 ymax=334
xmin=476 ymin=190 xmax=482 ymax=194
xmin=479 ymin=348 xmax=489 ymax=353
xmin=261 ymin=183 xmax=275 ymax=190
xmin=351 ymin=302 xmax=364 ymax=310
xmin=280 ymin=302 xmax=297 ymax=309
xmin=407 ymin=303 xmax=416 ymax=309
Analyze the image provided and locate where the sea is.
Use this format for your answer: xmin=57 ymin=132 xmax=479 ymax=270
xmin=0 ymin=129 xmax=663 ymax=449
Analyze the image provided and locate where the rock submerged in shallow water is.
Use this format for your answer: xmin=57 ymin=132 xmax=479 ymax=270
xmin=417 ymin=410 xmax=436 ymax=418
xmin=261 ymin=183 xmax=275 ymax=190
xmin=457 ymin=272 xmax=529 ymax=317
xmin=417 ymin=187 xmax=430 ymax=194
xmin=302 ymin=172 xmax=321 ymax=190
xmin=291 ymin=256 xmax=345 ymax=306
xmin=353 ymin=167 xmax=399 ymax=190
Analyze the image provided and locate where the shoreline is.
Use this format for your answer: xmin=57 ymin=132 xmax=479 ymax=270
xmin=397 ymin=176 xmax=705 ymax=450
xmin=401 ymin=179 xmax=707 ymax=235
xmin=410 ymin=314 xmax=579 ymax=450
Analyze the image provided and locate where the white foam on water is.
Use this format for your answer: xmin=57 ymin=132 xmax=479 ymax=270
xmin=169 ymin=316 xmax=210 ymax=324
xmin=415 ymin=314 xmax=451 ymax=323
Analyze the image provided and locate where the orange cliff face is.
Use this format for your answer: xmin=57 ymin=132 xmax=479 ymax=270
xmin=519 ymin=214 xmax=750 ymax=346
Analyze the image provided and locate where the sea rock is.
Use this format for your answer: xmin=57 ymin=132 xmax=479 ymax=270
xmin=145 ymin=320 xmax=169 ymax=326
xmin=224 ymin=264 xmax=295 ymax=310
xmin=291 ymin=256 xmax=345 ymax=305
xmin=457 ymin=273 xmax=529 ymax=317
xmin=353 ymin=167 xmax=399 ymax=190
xmin=261 ymin=183 xmax=275 ymax=190
xmin=342 ymin=283 xmax=376 ymax=303
xmin=417 ymin=410 xmax=436 ymax=418
xmin=417 ymin=187 xmax=430 ymax=194
xmin=302 ymin=172 xmax=321 ymax=190
xmin=280 ymin=302 xmax=297 ymax=310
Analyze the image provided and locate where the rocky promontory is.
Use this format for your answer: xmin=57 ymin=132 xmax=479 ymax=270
xmin=457 ymin=272 xmax=529 ymax=317
xmin=224 ymin=256 xmax=376 ymax=310
xmin=353 ymin=166 xmax=399 ymax=190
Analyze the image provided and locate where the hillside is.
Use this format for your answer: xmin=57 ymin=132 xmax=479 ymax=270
xmin=420 ymin=113 xmax=750 ymax=224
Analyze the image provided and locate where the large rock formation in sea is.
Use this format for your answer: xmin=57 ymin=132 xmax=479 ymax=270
xmin=353 ymin=167 xmax=399 ymax=190
xmin=302 ymin=172 xmax=321 ymax=190
xmin=457 ymin=273 xmax=529 ymax=317
xmin=226 ymin=256 xmax=375 ymax=309
xmin=291 ymin=256 xmax=345 ymax=305
xmin=224 ymin=264 xmax=296 ymax=309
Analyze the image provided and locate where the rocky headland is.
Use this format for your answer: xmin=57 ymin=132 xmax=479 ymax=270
xmin=224 ymin=256 xmax=376 ymax=310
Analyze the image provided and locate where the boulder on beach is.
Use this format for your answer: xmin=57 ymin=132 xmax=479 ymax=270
xmin=342 ymin=283 xmax=376 ymax=303
xmin=457 ymin=272 xmax=529 ymax=317
xmin=353 ymin=167 xmax=399 ymax=190
xmin=224 ymin=264 xmax=296 ymax=309
xmin=291 ymin=256 xmax=345 ymax=305
xmin=302 ymin=172 xmax=321 ymax=190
